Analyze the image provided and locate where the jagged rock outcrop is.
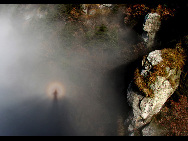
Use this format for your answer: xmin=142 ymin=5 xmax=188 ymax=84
xmin=143 ymin=11 xmax=161 ymax=47
xmin=125 ymin=44 xmax=186 ymax=136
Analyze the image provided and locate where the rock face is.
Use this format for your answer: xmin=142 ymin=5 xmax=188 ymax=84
xmin=143 ymin=12 xmax=161 ymax=47
xmin=126 ymin=45 xmax=186 ymax=136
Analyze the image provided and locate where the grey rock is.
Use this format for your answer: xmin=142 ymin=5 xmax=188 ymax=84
xmin=126 ymin=49 xmax=183 ymax=136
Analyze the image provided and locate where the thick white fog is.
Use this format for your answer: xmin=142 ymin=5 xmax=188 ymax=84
xmin=0 ymin=4 xmax=148 ymax=136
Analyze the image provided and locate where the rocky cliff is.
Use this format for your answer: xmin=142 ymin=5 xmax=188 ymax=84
xmin=126 ymin=43 xmax=186 ymax=136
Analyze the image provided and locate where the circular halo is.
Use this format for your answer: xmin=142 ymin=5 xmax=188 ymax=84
xmin=46 ymin=81 xmax=65 ymax=100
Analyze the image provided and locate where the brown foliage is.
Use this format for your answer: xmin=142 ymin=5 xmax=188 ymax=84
xmin=161 ymin=45 xmax=186 ymax=71
xmin=155 ymin=95 xmax=188 ymax=136
xmin=134 ymin=68 xmax=154 ymax=97
xmin=134 ymin=44 xmax=186 ymax=97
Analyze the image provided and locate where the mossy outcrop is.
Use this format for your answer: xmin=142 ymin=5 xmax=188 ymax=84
xmin=126 ymin=43 xmax=186 ymax=136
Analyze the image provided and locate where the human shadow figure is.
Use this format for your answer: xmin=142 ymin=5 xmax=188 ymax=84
xmin=48 ymin=89 xmax=77 ymax=136
xmin=0 ymin=89 xmax=76 ymax=136
xmin=53 ymin=89 xmax=58 ymax=103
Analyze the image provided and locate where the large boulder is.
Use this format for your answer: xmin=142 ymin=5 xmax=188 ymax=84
xmin=126 ymin=44 xmax=186 ymax=136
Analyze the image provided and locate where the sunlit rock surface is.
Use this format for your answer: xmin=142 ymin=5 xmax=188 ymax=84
xmin=143 ymin=12 xmax=161 ymax=48
xmin=126 ymin=46 xmax=185 ymax=136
